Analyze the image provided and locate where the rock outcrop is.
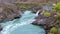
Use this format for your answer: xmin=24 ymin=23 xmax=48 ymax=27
xmin=0 ymin=3 xmax=21 ymax=23
xmin=32 ymin=10 xmax=58 ymax=34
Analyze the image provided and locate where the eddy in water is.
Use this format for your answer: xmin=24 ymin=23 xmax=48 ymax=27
xmin=0 ymin=10 xmax=45 ymax=34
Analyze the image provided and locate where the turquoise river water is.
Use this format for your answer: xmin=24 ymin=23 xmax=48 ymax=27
xmin=0 ymin=10 xmax=45 ymax=34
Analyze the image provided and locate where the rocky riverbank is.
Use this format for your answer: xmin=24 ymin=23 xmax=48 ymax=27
xmin=32 ymin=10 xmax=56 ymax=34
xmin=0 ymin=3 xmax=21 ymax=23
xmin=32 ymin=9 xmax=60 ymax=34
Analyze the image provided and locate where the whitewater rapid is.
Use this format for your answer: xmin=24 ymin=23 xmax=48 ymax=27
xmin=1 ymin=10 xmax=39 ymax=34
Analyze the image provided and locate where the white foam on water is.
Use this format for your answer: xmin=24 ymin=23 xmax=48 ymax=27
xmin=10 ymin=19 xmax=35 ymax=31
xmin=35 ymin=10 xmax=40 ymax=16
xmin=1 ymin=19 xmax=35 ymax=34
xmin=1 ymin=25 xmax=13 ymax=34
xmin=1 ymin=10 xmax=39 ymax=34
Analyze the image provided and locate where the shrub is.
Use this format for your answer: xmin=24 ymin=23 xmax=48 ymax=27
xmin=44 ymin=12 xmax=51 ymax=17
xmin=50 ymin=27 xmax=58 ymax=34
xmin=54 ymin=2 xmax=60 ymax=13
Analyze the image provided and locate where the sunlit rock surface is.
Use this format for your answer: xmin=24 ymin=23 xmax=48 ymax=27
xmin=0 ymin=3 xmax=21 ymax=23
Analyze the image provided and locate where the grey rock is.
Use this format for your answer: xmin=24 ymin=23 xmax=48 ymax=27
xmin=0 ymin=3 xmax=21 ymax=23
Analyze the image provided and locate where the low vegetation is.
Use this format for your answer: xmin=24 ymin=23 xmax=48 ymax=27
xmin=15 ymin=2 xmax=38 ymax=10
xmin=49 ymin=2 xmax=60 ymax=34
xmin=54 ymin=2 xmax=60 ymax=13
xmin=49 ymin=27 xmax=58 ymax=34
xmin=44 ymin=11 xmax=51 ymax=17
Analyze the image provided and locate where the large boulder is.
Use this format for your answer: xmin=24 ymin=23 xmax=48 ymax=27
xmin=32 ymin=17 xmax=55 ymax=27
xmin=32 ymin=10 xmax=58 ymax=29
xmin=0 ymin=3 xmax=21 ymax=23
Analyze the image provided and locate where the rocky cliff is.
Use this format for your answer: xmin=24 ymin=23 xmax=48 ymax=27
xmin=0 ymin=3 xmax=21 ymax=23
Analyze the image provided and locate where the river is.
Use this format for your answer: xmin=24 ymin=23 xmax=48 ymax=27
xmin=0 ymin=10 xmax=45 ymax=34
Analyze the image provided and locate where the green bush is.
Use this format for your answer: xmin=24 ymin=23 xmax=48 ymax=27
xmin=44 ymin=12 xmax=51 ymax=17
xmin=50 ymin=27 xmax=58 ymax=34
xmin=54 ymin=2 xmax=60 ymax=13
